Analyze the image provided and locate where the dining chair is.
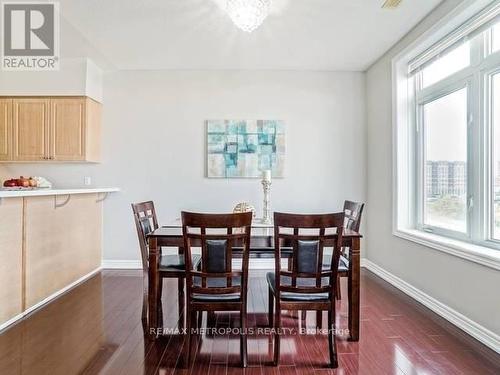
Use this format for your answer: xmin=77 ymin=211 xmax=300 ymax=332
xmin=131 ymin=201 xmax=201 ymax=328
xmin=324 ymin=200 xmax=365 ymax=300
xmin=267 ymin=212 xmax=345 ymax=368
xmin=181 ymin=211 xmax=253 ymax=368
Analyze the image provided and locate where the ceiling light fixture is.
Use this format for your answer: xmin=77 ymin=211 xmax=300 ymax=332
xmin=226 ymin=0 xmax=271 ymax=33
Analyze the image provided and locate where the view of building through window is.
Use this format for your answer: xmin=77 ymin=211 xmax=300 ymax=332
xmin=423 ymin=88 xmax=468 ymax=232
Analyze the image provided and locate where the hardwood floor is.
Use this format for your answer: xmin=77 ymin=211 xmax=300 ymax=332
xmin=0 ymin=269 xmax=498 ymax=374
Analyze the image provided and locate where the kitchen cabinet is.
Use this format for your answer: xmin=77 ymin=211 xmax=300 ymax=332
xmin=0 ymin=99 xmax=12 ymax=161
xmin=0 ymin=96 xmax=101 ymax=162
xmin=13 ymin=98 xmax=50 ymax=161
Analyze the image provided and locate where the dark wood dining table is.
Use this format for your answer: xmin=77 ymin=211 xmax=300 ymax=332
xmin=147 ymin=223 xmax=362 ymax=341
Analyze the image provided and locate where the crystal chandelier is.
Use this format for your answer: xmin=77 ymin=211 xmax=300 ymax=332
xmin=226 ymin=0 xmax=271 ymax=33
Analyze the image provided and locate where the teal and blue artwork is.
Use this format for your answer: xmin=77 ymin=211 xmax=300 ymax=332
xmin=206 ymin=120 xmax=285 ymax=178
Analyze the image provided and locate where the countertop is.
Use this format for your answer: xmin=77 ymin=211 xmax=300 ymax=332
xmin=0 ymin=187 xmax=120 ymax=198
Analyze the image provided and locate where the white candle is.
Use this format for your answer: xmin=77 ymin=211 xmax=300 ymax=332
xmin=262 ymin=170 xmax=272 ymax=182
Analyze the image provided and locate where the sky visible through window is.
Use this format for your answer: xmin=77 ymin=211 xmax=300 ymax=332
xmin=422 ymin=42 xmax=470 ymax=88
xmin=493 ymin=22 xmax=500 ymax=53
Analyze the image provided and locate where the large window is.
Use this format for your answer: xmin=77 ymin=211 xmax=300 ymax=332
xmin=422 ymin=88 xmax=468 ymax=233
xmin=394 ymin=2 xmax=500 ymax=256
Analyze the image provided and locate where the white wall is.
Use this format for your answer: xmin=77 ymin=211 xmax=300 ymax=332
xmin=0 ymin=58 xmax=103 ymax=102
xmin=365 ymin=0 xmax=500 ymax=339
xmin=1 ymin=70 xmax=366 ymax=262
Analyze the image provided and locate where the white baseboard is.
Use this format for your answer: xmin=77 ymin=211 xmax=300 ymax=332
xmin=0 ymin=266 xmax=102 ymax=333
xmin=361 ymin=258 xmax=500 ymax=354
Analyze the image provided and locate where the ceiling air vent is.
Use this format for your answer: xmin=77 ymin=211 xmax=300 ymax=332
xmin=382 ymin=0 xmax=402 ymax=9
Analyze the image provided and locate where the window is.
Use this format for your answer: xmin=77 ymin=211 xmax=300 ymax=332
xmin=492 ymin=73 xmax=500 ymax=239
xmin=422 ymin=88 xmax=468 ymax=233
xmin=394 ymin=2 xmax=500 ymax=258
xmin=492 ymin=22 xmax=500 ymax=53
xmin=421 ymin=42 xmax=470 ymax=88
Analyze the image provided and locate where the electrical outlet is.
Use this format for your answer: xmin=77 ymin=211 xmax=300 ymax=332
xmin=84 ymin=177 xmax=92 ymax=186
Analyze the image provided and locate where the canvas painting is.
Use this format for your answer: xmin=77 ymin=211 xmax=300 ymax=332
xmin=206 ymin=120 xmax=285 ymax=178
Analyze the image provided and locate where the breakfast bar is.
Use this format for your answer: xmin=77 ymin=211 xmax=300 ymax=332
xmin=0 ymin=188 xmax=118 ymax=330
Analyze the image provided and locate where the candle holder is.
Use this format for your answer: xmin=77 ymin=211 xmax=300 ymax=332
xmin=261 ymin=178 xmax=272 ymax=224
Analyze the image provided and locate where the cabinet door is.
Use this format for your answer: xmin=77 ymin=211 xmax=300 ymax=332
xmin=50 ymin=98 xmax=86 ymax=161
xmin=13 ymin=98 xmax=49 ymax=161
xmin=0 ymin=99 xmax=12 ymax=161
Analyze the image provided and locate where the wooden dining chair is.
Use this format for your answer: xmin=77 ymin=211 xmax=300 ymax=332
xmin=324 ymin=200 xmax=365 ymax=300
xmin=131 ymin=201 xmax=201 ymax=328
xmin=181 ymin=211 xmax=252 ymax=368
xmin=267 ymin=212 xmax=345 ymax=368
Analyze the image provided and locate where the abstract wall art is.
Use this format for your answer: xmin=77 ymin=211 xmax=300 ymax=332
xmin=206 ymin=120 xmax=285 ymax=178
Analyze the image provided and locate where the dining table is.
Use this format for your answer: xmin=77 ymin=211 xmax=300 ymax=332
xmin=147 ymin=220 xmax=362 ymax=341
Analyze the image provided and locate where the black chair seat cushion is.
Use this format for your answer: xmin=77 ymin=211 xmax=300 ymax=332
xmin=322 ymin=254 xmax=349 ymax=272
xmin=192 ymin=276 xmax=241 ymax=302
xmin=266 ymin=272 xmax=333 ymax=301
xmin=158 ymin=254 xmax=201 ymax=272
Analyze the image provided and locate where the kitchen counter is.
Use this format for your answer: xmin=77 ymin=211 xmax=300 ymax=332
xmin=0 ymin=187 xmax=120 ymax=198
xmin=0 ymin=187 xmax=119 ymax=331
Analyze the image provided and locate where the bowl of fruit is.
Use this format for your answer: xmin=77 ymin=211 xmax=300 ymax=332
xmin=2 ymin=176 xmax=52 ymax=190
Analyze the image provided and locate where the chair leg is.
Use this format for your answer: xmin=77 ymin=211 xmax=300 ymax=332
xmin=157 ymin=278 xmax=164 ymax=330
xmin=327 ymin=310 xmax=338 ymax=368
xmin=178 ymin=278 xmax=185 ymax=329
xmin=336 ymin=275 xmax=342 ymax=300
xmin=240 ymin=308 xmax=248 ymax=368
xmin=273 ymin=305 xmax=281 ymax=366
xmin=268 ymin=286 xmax=274 ymax=327
xmin=207 ymin=311 xmax=216 ymax=329
xmin=316 ymin=311 xmax=323 ymax=329
xmin=184 ymin=307 xmax=193 ymax=369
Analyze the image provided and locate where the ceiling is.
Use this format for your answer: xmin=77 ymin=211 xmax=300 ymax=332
xmin=58 ymin=0 xmax=443 ymax=71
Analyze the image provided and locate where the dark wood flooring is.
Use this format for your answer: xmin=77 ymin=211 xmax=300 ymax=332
xmin=0 ymin=269 xmax=499 ymax=375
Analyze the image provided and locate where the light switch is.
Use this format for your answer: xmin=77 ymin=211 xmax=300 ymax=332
xmin=84 ymin=177 xmax=92 ymax=186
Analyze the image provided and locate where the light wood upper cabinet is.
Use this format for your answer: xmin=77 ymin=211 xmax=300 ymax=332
xmin=0 ymin=99 xmax=12 ymax=161
xmin=50 ymin=98 xmax=85 ymax=161
xmin=13 ymin=98 xmax=49 ymax=161
xmin=1 ymin=96 xmax=101 ymax=163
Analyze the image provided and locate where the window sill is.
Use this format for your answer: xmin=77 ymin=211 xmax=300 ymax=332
xmin=394 ymin=229 xmax=500 ymax=271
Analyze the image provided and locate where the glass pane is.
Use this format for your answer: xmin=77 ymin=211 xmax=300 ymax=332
xmin=492 ymin=74 xmax=500 ymax=239
xmin=424 ymin=88 xmax=468 ymax=232
xmin=493 ymin=23 xmax=500 ymax=53
xmin=422 ymin=42 xmax=470 ymax=88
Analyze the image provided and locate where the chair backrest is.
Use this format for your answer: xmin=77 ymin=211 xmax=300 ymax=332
xmin=131 ymin=201 xmax=159 ymax=271
xmin=273 ymin=212 xmax=345 ymax=298
xmin=181 ymin=211 xmax=253 ymax=301
xmin=343 ymin=200 xmax=364 ymax=232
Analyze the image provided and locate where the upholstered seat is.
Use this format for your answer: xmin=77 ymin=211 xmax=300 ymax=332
xmin=192 ymin=276 xmax=242 ymax=302
xmin=266 ymin=272 xmax=331 ymax=301
xmin=158 ymin=254 xmax=201 ymax=272
xmin=322 ymin=254 xmax=349 ymax=272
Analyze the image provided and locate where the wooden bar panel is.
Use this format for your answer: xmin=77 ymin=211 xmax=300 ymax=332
xmin=24 ymin=193 xmax=102 ymax=308
xmin=0 ymin=197 xmax=23 ymax=325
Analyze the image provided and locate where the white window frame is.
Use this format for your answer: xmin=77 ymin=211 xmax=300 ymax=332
xmin=392 ymin=0 xmax=500 ymax=270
